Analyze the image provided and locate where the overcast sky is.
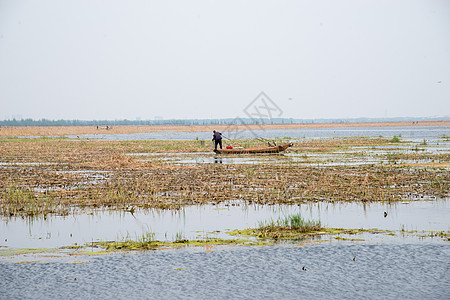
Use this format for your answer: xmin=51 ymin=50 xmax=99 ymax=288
xmin=0 ymin=0 xmax=449 ymax=121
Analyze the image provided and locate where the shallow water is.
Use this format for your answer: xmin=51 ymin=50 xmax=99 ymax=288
xmin=1 ymin=244 xmax=449 ymax=299
xmin=65 ymin=125 xmax=450 ymax=141
xmin=128 ymin=138 xmax=450 ymax=166
xmin=1 ymin=200 xmax=448 ymax=249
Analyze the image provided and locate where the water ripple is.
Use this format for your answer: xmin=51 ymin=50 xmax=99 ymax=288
xmin=1 ymin=244 xmax=448 ymax=299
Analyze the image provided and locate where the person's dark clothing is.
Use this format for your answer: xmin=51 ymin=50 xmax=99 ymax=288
xmin=212 ymin=131 xmax=222 ymax=150
xmin=213 ymin=131 xmax=222 ymax=141
xmin=214 ymin=139 xmax=222 ymax=150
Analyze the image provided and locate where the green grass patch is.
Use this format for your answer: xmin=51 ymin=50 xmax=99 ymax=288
xmin=255 ymin=213 xmax=322 ymax=239
xmin=391 ymin=136 xmax=400 ymax=142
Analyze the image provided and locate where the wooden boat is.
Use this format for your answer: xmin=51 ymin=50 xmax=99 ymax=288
xmin=214 ymin=143 xmax=293 ymax=154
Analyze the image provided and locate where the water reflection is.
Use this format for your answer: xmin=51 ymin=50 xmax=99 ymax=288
xmin=127 ymin=138 xmax=449 ymax=167
xmin=61 ymin=126 xmax=450 ymax=141
xmin=1 ymin=199 xmax=448 ymax=249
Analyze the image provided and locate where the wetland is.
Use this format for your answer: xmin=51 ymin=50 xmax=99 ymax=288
xmin=0 ymin=124 xmax=449 ymax=299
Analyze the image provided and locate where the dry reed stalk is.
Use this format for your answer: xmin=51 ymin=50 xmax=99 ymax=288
xmin=0 ymin=137 xmax=448 ymax=217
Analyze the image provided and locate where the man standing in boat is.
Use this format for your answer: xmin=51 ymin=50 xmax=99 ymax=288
xmin=212 ymin=130 xmax=223 ymax=151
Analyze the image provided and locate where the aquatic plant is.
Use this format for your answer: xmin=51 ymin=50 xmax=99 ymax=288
xmin=259 ymin=214 xmax=321 ymax=231
xmin=281 ymin=214 xmax=321 ymax=231
xmin=174 ymin=231 xmax=185 ymax=242
xmin=91 ymin=235 xmax=252 ymax=251
xmin=0 ymin=137 xmax=448 ymax=217
xmin=137 ymin=232 xmax=156 ymax=243
xmin=256 ymin=214 xmax=322 ymax=239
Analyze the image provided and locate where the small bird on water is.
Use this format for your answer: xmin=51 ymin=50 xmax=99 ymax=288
xmin=384 ymin=211 xmax=388 ymax=218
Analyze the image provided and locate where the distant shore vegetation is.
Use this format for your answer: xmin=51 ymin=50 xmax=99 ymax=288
xmin=1 ymin=116 xmax=449 ymax=127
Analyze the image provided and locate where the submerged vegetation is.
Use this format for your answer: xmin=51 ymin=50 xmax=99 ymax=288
xmin=0 ymin=137 xmax=449 ymax=217
xmin=92 ymin=237 xmax=258 ymax=251
xmin=75 ymin=231 xmax=262 ymax=251
xmin=77 ymin=214 xmax=450 ymax=252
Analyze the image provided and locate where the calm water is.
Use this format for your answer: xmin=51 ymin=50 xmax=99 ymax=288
xmin=1 ymin=244 xmax=449 ymax=299
xmin=1 ymin=200 xmax=449 ymax=249
xmin=68 ymin=125 xmax=450 ymax=141
xmin=129 ymin=138 xmax=450 ymax=165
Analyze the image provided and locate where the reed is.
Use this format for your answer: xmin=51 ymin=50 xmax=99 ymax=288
xmin=0 ymin=137 xmax=448 ymax=217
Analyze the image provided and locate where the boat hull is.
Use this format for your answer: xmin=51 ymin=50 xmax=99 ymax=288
xmin=214 ymin=143 xmax=293 ymax=154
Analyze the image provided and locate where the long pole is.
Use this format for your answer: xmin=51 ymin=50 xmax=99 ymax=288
xmin=258 ymin=137 xmax=276 ymax=146
xmin=221 ymin=134 xmax=244 ymax=148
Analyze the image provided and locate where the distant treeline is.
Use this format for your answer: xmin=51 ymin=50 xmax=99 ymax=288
xmin=0 ymin=117 xmax=448 ymax=127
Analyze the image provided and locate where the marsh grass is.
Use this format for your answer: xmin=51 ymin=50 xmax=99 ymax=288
xmin=281 ymin=214 xmax=322 ymax=231
xmin=91 ymin=231 xmax=251 ymax=251
xmin=137 ymin=232 xmax=156 ymax=243
xmin=257 ymin=214 xmax=322 ymax=239
xmin=391 ymin=136 xmax=400 ymax=142
xmin=1 ymin=183 xmax=69 ymax=217
xmin=1 ymin=137 xmax=449 ymax=217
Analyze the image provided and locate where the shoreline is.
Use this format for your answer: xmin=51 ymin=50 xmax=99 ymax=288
xmin=0 ymin=120 xmax=449 ymax=137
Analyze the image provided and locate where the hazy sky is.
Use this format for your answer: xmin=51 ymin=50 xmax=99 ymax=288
xmin=0 ymin=0 xmax=449 ymax=120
